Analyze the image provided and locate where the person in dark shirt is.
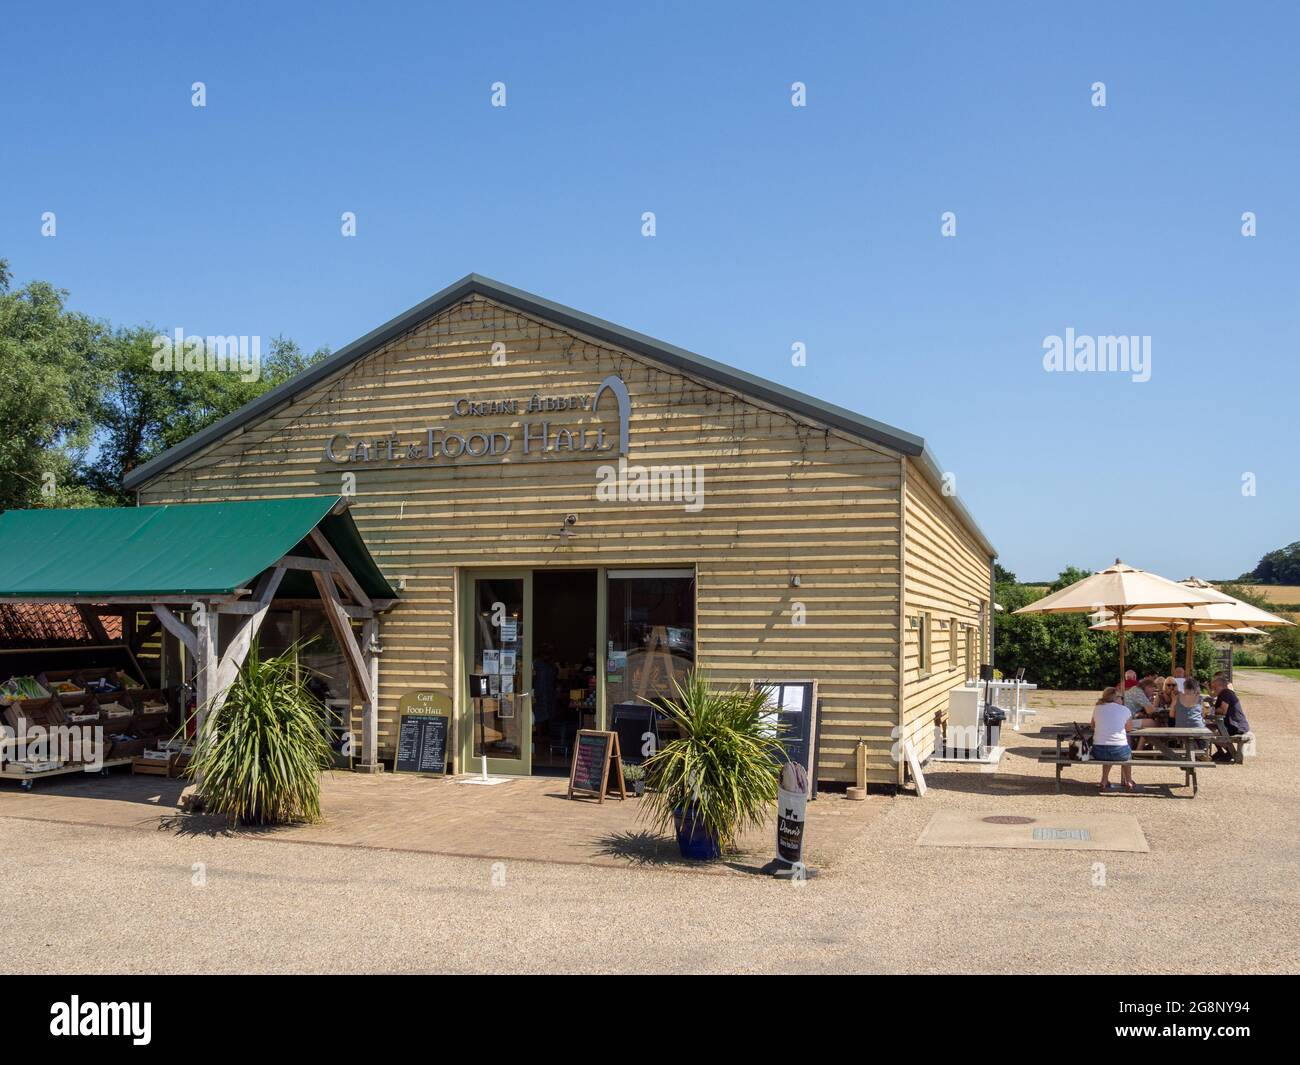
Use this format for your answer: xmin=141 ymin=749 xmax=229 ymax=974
xmin=1211 ymin=674 xmax=1250 ymax=735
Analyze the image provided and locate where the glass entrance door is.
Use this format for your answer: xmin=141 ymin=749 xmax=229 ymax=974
xmin=464 ymin=572 xmax=532 ymax=775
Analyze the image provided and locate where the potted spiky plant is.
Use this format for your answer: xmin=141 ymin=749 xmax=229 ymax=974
xmin=640 ymin=673 xmax=783 ymax=860
xmin=184 ymin=642 xmax=336 ymax=826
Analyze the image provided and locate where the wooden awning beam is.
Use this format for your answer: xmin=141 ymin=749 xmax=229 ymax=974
xmin=307 ymin=528 xmax=373 ymax=609
xmin=310 ymin=569 xmax=374 ymax=707
xmin=152 ymin=604 xmax=199 ymax=659
xmin=213 ymin=566 xmax=286 ymax=695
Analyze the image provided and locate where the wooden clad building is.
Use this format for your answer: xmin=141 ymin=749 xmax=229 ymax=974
xmin=126 ymin=275 xmax=996 ymax=787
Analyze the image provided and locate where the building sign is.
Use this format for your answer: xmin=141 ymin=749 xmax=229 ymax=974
xmin=324 ymin=374 xmax=630 ymax=467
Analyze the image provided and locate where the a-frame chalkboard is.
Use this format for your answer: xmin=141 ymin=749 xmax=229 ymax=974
xmin=567 ymin=730 xmax=627 ymax=803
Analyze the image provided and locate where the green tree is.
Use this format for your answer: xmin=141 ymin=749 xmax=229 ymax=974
xmin=0 ymin=260 xmax=110 ymax=509
xmin=1264 ymin=626 xmax=1300 ymax=668
xmin=1245 ymin=542 xmax=1300 ymax=585
xmin=87 ymin=331 xmax=330 ymax=502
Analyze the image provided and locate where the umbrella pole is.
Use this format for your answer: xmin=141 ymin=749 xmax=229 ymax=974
xmin=1185 ymin=621 xmax=1196 ymax=677
xmin=1169 ymin=625 xmax=1177 ymax=674
xmin=1118 ymin=609 xmax=1126 ymax=691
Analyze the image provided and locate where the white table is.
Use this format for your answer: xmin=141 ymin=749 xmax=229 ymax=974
xmin=964 ymin=678 xmax=1038 ymax=730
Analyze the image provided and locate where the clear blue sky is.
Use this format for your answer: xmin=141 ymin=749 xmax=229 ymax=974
xmin=2 ymin=1 xmax=1296 ymax=581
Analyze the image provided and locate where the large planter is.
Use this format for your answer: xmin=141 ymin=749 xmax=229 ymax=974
xmin=673 ymin=805 xmax=721 ymax=861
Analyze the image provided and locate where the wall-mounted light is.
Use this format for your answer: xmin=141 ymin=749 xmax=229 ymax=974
xmin=790 ymin=575 xmax=801 ymax=588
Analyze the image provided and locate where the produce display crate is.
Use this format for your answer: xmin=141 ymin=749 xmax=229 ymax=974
xmin=0 ymin=757 xmax=134 ymax=789
xmin=132 ymin=750 xmax=191 ymax=778
xmin=0 ymin=660 xmax=176 ymax=787
xmin=38 ymin=670 xmax=86 ymax=696
xmin=0 ymin=677 xmax=52 ymax=707
xmin=2 ymin=697 xmax=67 ymax=732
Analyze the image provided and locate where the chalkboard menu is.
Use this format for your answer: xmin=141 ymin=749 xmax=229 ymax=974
xmin=611 ymin=702 xmax=656 ymax=766
xmin=394 ymin=713 xmax=448 ymax=775
xmin=567 ymin=729 xmax=626 ymax=802
xmin=752 ymin=680 xmax=819 ymax=798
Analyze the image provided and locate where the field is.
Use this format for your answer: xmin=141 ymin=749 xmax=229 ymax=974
xmin=1239 ymin=667 xmax=1300 ymax=681
xmin=1248 ymin=585 xmax=1300 ymax=610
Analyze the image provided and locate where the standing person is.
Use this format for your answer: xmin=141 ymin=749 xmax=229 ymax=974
xmin=532 ymin=644 xmax=556 ymax=729
xmin=1211 ymin=673 xmax=1250 ymax=735
xmin=1091 ymin=686 xmax=1135 ymax=792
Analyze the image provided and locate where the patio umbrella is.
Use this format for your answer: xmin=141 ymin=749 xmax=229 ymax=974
xmin=1013 ymin=560 xmax=1227 ymax=689
xmin=1094 ymin=578 xmax=1293 ymax=674
xmin=1089 ymin=617 xmax=1274 ymax=672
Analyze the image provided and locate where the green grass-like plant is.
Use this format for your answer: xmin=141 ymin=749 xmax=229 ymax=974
xmin=185 ymin=642 xmax=335 ymax=825
xmin=640 ymin=672 xmax=783 ymax=851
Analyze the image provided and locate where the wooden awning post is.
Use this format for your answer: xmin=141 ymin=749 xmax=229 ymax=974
xmin=359 ymin=617 xmax=381 ymax=772
xmin=191 ymin=603 xmax=219 ymax=790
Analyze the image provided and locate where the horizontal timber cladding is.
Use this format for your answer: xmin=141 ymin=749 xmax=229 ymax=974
xmin=900 ymin=455 xmax=994 ymax=771
xmin=138 ymin=294 xmax=912 ymax=783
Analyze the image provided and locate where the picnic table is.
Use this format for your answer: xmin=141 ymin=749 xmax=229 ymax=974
xmin=1202 ymin=715 xmax=1251 ymax=764
xmin=1040 ymin=725 xmax=1216 ymax=796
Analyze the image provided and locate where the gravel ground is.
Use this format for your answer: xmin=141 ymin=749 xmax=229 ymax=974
xmin=2 ymin=671 xmax=1296 ymax=974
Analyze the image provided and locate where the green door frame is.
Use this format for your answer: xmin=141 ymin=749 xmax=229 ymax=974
xmin=458 ymin=568 xmax=534 ymax=776
xmin=457 ymin=566 xmax=610 ymax=776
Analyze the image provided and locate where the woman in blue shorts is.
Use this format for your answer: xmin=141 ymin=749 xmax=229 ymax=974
xmin=1091 ymin=685 xmax=1134 ymax=792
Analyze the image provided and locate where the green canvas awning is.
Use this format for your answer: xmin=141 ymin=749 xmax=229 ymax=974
xmin=0 ymin=496 xmax=396 ymax=601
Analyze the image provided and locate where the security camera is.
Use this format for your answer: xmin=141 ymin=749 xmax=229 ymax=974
xmin=564 ymin=513 xmax=579 ymax=527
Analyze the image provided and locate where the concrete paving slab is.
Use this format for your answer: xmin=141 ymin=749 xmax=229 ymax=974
xmin=917 ymin=809 xmax=1149 ymax=852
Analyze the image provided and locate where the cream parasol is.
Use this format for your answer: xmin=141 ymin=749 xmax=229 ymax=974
xmin=1013 ymin=560 xmax=1229 ymax=688
xmin=1091 ymin=577 xmax=1293 ymax=674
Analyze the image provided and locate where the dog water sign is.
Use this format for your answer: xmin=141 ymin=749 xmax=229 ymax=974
xmin=775 ymin=761 xmax=809 ymax=866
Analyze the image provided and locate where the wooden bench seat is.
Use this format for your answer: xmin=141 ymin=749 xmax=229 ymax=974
xmin=1037 ymin=751 xmax=1214 ymax=796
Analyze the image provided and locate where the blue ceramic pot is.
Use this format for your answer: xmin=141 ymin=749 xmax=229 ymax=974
xmin=673 ymin=805 xmax=721 ymax=861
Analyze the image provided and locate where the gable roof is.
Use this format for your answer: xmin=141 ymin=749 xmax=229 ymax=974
xmin=123 ymin=274 xmax=995 ymax=557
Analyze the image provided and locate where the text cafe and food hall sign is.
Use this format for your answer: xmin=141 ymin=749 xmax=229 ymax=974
xmin=323 ymin=375 xmax=631 ymax=466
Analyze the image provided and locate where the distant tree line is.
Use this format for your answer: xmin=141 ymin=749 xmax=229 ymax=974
xmin=1239 ymin=541 xmax=1300 ymax=585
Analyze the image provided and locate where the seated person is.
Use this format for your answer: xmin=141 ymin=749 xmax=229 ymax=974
xmin=1153 ymin=677 xmax=1179 ymax=723
xmin=1211 ymin=673 xmax=1250 ymax=735
xmin=1174 ymin=676 xmax=1206 ymax=728
xmin=1172 ymin=666 xmax=1187 ymax=691
xmin=1122 ymin=669 xmax=1139 ymax=690
xmin=1174 ymin=677 xmax=1209 ymax=758
xmin=1125 ymin=677 xmax=1156 ymax=715
xmin=1091 ymin=686 xmax=1135 ymax=792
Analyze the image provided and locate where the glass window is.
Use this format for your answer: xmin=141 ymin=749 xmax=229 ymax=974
xmin=472 ymin=578 xmax=525 ymax=762
xmin=606 ymin=571 xmax=695 ymax=707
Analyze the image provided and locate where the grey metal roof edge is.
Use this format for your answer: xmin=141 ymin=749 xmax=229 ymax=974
xmin=915 ymin=446 xmax=997 ymax=559
xmin=122 ymin=273 xmax=995 ymax=555
xmin=123 ymin=275 xmax=484 ymax=489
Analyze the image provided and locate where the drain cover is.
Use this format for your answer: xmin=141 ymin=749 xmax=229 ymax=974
xmin=1033 ymin=827 xmax=1092 ymax=841
xmin=983 ymin=815 xmax=1035 ymax=825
